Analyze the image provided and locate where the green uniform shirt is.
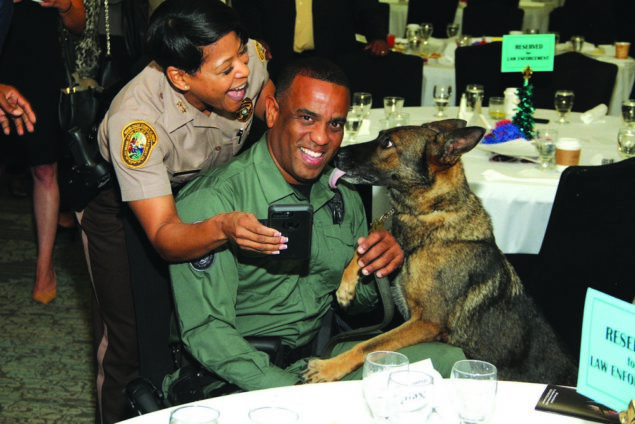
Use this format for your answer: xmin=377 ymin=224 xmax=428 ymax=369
xmin=169 ymin=137 xmax=377 ymax=391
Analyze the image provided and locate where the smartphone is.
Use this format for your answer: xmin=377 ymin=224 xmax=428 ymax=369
xmin=266 ymin=204 xmax=313 ymax=260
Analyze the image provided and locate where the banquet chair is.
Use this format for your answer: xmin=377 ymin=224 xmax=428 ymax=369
xmin=405 ymin=0 xmax=459 ymax=39
xmin=548 ymin=0 xmax=618 ymax=46
xmin=461 ymin=5 xmax=524 ymax=37
xmin=334 ymin=50 xmax=423 ymax=108
xmin=531 ymin=52 xmax=618 ymax=112
xmin=518 ymin=158 xmax=635 ymax=360
xmin=454 ymin=42 xmax=520 ymax=106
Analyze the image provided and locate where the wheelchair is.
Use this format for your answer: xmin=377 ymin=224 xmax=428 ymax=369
xmin=124 ymin=273 xmax=397 ymax=415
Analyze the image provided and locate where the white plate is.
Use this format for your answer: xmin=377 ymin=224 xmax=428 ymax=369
xmin=477 ymin=139 xmax=537 ymax=158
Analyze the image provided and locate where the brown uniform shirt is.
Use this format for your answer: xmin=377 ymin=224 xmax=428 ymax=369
xmin=98 ymin=39 xmax=269 ymax=202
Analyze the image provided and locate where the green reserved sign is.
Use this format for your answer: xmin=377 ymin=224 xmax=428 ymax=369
xmin=501 ymin=34 xmax=555 ymax=72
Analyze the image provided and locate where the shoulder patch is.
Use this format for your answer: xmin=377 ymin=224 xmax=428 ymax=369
xmin=254 ymin=40 xmax=266 ymax=63
xmin=121 ymin=121 xmax=158 ymax=168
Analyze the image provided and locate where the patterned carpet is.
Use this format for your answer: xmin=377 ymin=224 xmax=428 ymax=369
xmin=0 ymin=173 xmax=95 ymax=423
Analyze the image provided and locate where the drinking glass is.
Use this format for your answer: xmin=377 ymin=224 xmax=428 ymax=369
xmin=169 ymin=405 xmax=220 ymax=424
xmin=554 ymin=90 xmax=575 ymax=124
xmin=446 ymin=23 xmax=460 ymax=38
xmin=487 ymin=97 xmax=505 ymax=120
xmin=362 ymin=351 xmax=409 ymax=422
xmin=420 ymin=23 xmax=433 ymax=45
xmin=617 ymin=127 xmax=635 ymax=158
xmin=433 ymin=85 xmax=452 ymax=117
xmin=465 ymin=84 xmax=484 ymax=112
xmin=248 ymin=406 xmax=299 ymax=424
xmin=353 ymin=92 xmax=373 ymax=119
xmin=451 ymin=360 xmax=498 ymax=424
xmin=457 ymin=34 xmax=472 ymax=47
xmin=383 ymin=96 xmax=405 ymax=118
xmin=405 ymin=24 xmax=423 ymax=53
xmin=387 ymin=369 xmax=434 ymax=424
xmin=345 ymin=107 xmax=364 ymax=141
xmin=570 ymin=35 xmax=585 ymax=52
xmin=534 ymin=129 xmax=558 ymax=170
xmin=622 ymin=99 xmax=635 ymax=127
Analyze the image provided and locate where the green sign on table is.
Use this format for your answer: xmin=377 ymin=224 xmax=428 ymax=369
xmin=501 ymin=34 xmax=555 ymax=73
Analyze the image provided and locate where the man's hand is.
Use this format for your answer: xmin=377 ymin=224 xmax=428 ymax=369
xmin=0 ymin=84 xmax=36 ymax=135
xmin=365 ymin=39 xmax=391 ymax=56
xmin=355 ymin=228 xmax=404 ymax=278
xmin=220 ymin=211 xmax=288 ymax=254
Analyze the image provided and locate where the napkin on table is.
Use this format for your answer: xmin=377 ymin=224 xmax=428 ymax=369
xmin=580 ymin=104 xmax=607 ymax=124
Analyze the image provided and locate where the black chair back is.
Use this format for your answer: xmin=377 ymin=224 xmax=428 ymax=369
xmin=548 ymin=0 xmax=618 ymax=45
xmin=532 ymin=52 xmax=618 ymax=112
xmin=335 ymin=51 xmax=423 ymax=108
xmin=523 ymin=159 xmax=635 ymax=359
xmin=454 ymin=42 xmax=521 ymax=106
xmin=461 ymin=5 xmax=524 ymax=37
xmin=406 ymin=0 xmax=459 ymax=39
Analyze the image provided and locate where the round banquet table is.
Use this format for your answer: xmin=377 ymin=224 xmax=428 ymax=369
xmin=343 ymin=107 xmax=626 ymax=254
xmin=118 ymin=379 xmax=597 ymax=424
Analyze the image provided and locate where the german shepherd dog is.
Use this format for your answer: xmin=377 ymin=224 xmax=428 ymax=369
xmin=304 ymin=119 xmax=577 ymax=385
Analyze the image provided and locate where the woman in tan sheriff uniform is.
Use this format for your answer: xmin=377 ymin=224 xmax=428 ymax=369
xmin=78 ymin=1 xmax=282 ymax=422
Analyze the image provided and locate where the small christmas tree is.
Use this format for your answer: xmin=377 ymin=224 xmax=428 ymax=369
xmin=512 ymin=66 xmax=535 ymax=140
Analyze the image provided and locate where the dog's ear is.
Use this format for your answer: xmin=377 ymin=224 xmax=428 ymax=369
xmin=423 ymin=119 xmax=467 ymax=131
xmin=437 ymin=126 xmax=486 ymax=165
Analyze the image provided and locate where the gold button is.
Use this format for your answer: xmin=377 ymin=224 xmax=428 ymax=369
xmin=215 ymin=146 xmax=222 ymax=151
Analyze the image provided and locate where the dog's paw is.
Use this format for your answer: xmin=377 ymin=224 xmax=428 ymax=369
xmin=303 ymin=358 xmax=346 ymax=384
xmin=336 ymin=283 xmax=356 ymax=308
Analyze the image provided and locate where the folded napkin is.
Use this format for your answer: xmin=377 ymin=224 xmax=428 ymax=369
xmin=482 ymin=169 xmax=559 ymax=185
xmin=580 ymin=104 xmax=607 ymax=124
xmin=359 ymin=118 xmax=371 ymax=136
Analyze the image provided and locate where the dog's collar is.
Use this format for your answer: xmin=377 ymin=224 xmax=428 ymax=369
xmin=370 ymin=208 xmax=395 ymax=232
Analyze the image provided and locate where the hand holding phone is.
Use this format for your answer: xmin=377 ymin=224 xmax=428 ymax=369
xmin=264 ymin=204 xmax=313 ymax=260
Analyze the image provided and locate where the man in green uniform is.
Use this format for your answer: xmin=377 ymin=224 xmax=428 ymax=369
xmin=166 ymin=58 xmax=464 ymax=395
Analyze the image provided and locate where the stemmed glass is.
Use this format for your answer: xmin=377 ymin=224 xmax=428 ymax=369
xmin=617 ymin=127 xmax=635 ymax=158
xmin=353 ymin=92 xmax=373 ymax=119
xmin=433 ymin=85 xmax=452 ymax=117
xmin=446 ymin=23 xmax=460 ymax=38
xmin=362 ymin=351 xmax=409 ymax=422
xmin=420 ymin=23 xmax=433 ymax=45
xmin=554 ymin=90 xmax=575 ymax=124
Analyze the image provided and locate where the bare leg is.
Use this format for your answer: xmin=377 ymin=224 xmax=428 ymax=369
xmin=31 ymin=162 xmax=59 ymax=302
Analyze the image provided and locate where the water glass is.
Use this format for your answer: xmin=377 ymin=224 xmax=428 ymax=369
xmin=534 ymin=129 xmax=558 ymax=170
xmin=570 ymin=35 xmax=585 ymax=52
xmin=433 ymin=85 xmax=452 ymax=117
xmin=451 ymin=360 xmax=498 ymax=424
xmin=248 ymin=406 xmax=299 ymax=424
xmin=362 ymin=351 xmax=409 ymax=422
xmin=465 ymin=84 xmax=484 ymax=111
xmin=420 ymin=22 xmax=433 ymax=45
xmin=554 ymin=90 xmax=575 ymax=124
xmin=618 ymin=127 xmax=635 ymax=158
xmin=446 ymin=23 xmax=460 ymax=38
xmin=345 ymin=107 xmax=364 ymax=141
xmin=383 ymin=96 xmax=405 ymax=118
xmin=169 ymin=405 xmax=220 ymax=424
xmin=487 ymin=97 xmax=505 ymax=121
xmin=387 ymin=369 xmax=434 ymax=424
xmin=622 ymin=99 xmax=635 ymax=127
xmin=457 ymin=34 xmax=472 ymax=47
xmin=353 ymin=92 xmax=373 ymax=119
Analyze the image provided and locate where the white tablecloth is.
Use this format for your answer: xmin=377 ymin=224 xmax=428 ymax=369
xmin=345 ymin=107 xmax=624 ymax=254
xmin=118 ymin=379 xmax=596 ymax=424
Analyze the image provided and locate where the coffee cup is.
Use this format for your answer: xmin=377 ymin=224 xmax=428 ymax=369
xmin=615 ymin=42 xmax=630 ymax=59
xmin=555 ymin=138 xmax=581 ymax=169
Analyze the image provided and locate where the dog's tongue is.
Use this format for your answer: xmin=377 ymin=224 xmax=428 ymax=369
xmin=329 ymin=168 xmax=346 ymax=189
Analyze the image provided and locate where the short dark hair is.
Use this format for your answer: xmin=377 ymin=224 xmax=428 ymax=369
xmin=146 ymin=0 xmax=248 ymax=74
xmin=275 ymin=57 xmax=351 ymax=102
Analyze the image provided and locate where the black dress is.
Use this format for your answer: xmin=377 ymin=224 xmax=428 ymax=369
xmin=0 ymin=1 xmax=65 ymax=166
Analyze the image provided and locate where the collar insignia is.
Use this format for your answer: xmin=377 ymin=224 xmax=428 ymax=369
xmin=237 ymin=97 xmax=253 ymax=122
